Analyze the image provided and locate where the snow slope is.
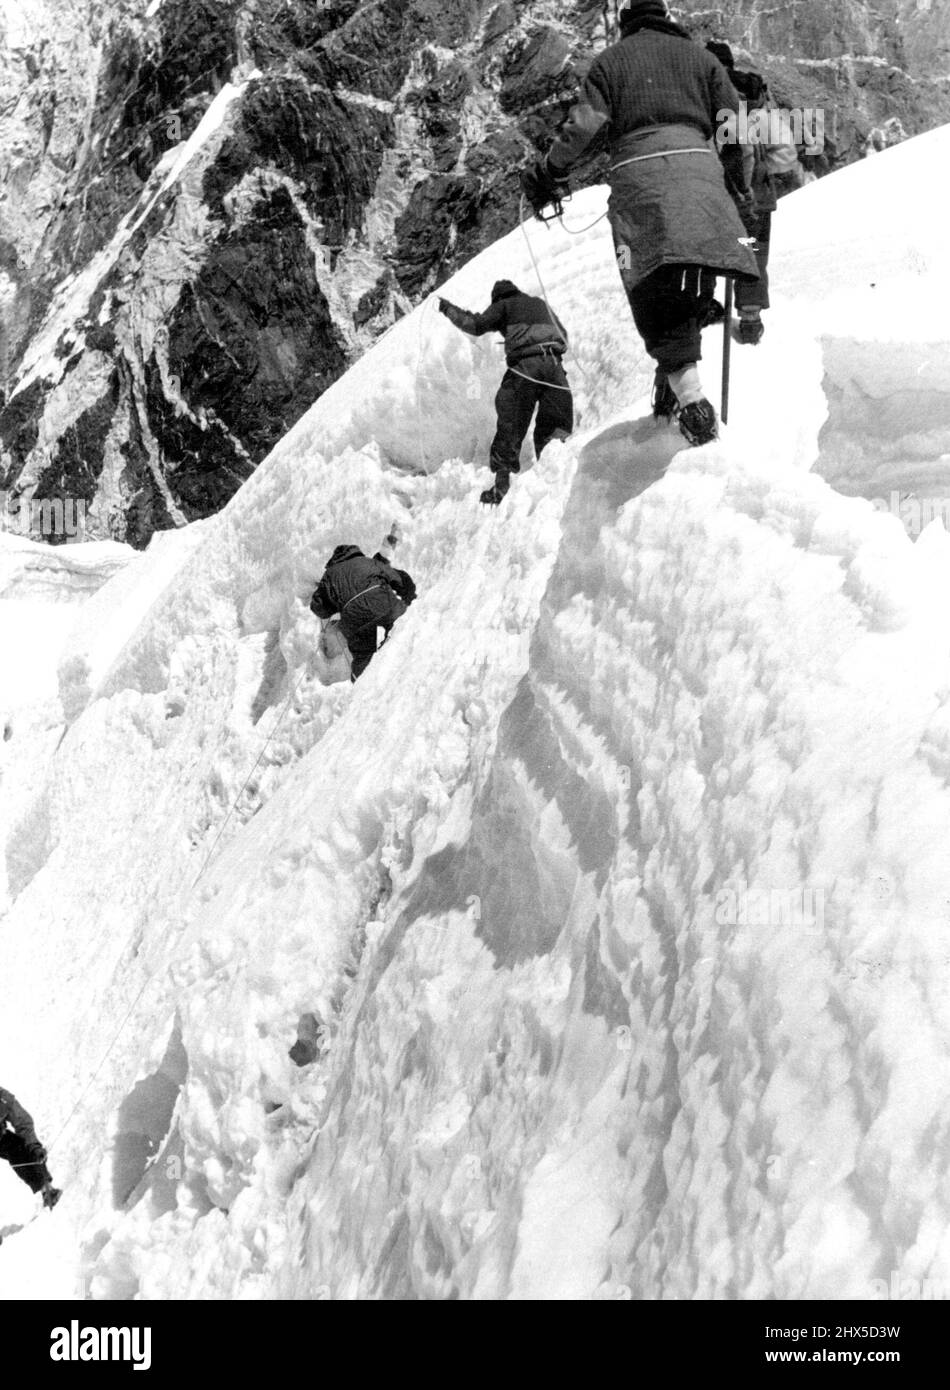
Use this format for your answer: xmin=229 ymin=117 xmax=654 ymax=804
xmin=3 ymin=126 xmax=950 ymax=1300
xmin=0 ymin=533 xmax=136 ymax=917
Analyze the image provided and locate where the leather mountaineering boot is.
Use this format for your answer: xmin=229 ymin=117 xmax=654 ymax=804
xmin=652 ymin=370 xmax=678 ymax=421
xmin=677 ymin=398 xmax=719 ymax=446
xmin=480 ymin=469 xmax=510 ymax=506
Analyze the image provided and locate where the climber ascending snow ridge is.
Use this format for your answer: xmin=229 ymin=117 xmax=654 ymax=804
xmin=708 ymin=39 xmax=797 ymax=346
xmin=520 ymin=0 xmax=760 ymax=446
xmin=310 ymin=545 xmax=416 ymax=680
xmin=439 ymin=280 xmax=574 ymax=506
xmin=0 ymin=1086 xmax=60 ymax=1210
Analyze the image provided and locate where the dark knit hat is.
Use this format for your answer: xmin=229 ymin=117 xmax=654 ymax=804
xmin=491 ymin=280 xmax=520 ymax=303
xmin=732 ymin=68 xmax=767 ymax=101
xmin=706 ymin=40 xmax=735 ymax=69
xmin=619 ymin=2 xmax=670 ymax=36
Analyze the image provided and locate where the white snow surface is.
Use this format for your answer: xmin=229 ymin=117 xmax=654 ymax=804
xmin=0 ymin=0 xmax=46 ymax=47
xmin=3 ymin=127 xmax=950 ymax=1300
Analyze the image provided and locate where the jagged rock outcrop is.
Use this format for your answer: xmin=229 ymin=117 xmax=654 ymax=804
xmin=1 ymin=0 xmax=948 ymax=545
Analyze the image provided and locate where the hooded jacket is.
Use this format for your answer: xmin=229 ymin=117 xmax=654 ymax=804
xmin=440 ymin=281 xmax=569 ymax=367
xmin=310 ymin=546 xmax=416 ymax=633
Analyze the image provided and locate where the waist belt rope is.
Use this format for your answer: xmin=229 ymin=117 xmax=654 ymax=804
xmin=610 ymin=146 xmax=710 ymax=172
xmin=509 ymin=343 xmax=564 ymax=363
xmin=507 ymin=366 xmax=574 ymax=392
xmin=340 ymin=583 xmax=404 ymax=640
xmin=340 ymin=582 xmax=383 ymax=611
xmin=322 ymin=583 xmax=386 ymax=672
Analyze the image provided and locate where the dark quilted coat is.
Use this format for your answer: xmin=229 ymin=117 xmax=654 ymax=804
xmin=548 ymin=28 xmax=759 ymax=289
xmin=310 ymin=546 xmax=416 ymax=678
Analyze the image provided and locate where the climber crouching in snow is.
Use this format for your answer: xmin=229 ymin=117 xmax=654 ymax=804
xmin=0 ymin=1086 xmax=60 ymax=1209
xmin=310 ymin=545 xmax=416 ymax=680
xmin=520 ymin=0 xmax=759 ymax=445
xmin=438 ymin=280 xmax=574 ymax=506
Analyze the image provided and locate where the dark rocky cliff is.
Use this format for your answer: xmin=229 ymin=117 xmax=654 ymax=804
xmin=0 ymin=0 xmax=947 ymax=545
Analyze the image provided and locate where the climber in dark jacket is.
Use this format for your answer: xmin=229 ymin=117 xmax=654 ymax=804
xmin=708 ymin=41 xmax=785 ymax=344
xmin=310 ymin=545 xmax=416 ymax=680
xmin=0 ymin=1087 xmax=60 ymax=1207
xmin=521 ymin=0 xmax=759 ymax=446
xmin=438 ymin=280 xmax=573 ymax=506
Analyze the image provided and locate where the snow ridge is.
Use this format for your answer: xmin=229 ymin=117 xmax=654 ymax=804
xmin=3 ymin=129 xmax=950 ymax=1299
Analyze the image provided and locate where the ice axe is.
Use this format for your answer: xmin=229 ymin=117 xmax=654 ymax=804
xmin=721 ymin=276 xmax=734 ymax=424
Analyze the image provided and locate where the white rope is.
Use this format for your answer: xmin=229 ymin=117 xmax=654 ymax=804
xmin=340 ymin=582 xmax=383 ymax=610
xmin=553 ymin=149 xmax=710 ymax=235
xmin=518 ymin=195 xmax=595 ymax=398
xmin=610 ymin=146 xmax=711 ymax=172
xmin=507 ymin=364 xmax=574 ymax=393
xmin=557 ymin=207 xmax=610 ymax=234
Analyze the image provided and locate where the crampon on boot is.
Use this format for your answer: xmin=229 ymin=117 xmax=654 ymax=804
xmin=479 ymin=469 xmax=510 ymax=506
xmin=652 ymin=371 xmax=678 ymax=421
xmin=677 ymin=398 xmax=719 ymax=446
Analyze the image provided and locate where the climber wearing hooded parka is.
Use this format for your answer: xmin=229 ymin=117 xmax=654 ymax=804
xmin=310 ymin=545 xmax=416 ymax=680
xmin=521 ymin=0 xmax=759 ymax=446
xmin=438 ymin=280 xmax=574 ymax=505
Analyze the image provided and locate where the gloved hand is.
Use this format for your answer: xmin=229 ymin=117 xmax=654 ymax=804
xmin=437 ymin=298 xmax=452 ymax=316
xmin=42 ymin=1183 xmax=61 ymax=1210
xmin=520 ymin=156 xmax=569 ymax=219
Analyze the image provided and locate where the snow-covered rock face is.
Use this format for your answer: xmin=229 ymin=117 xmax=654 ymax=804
xmin=0 ymin=0 xmax=948 ymax=547
xmin=3 ymin=124 xmax=950 ymax=1299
